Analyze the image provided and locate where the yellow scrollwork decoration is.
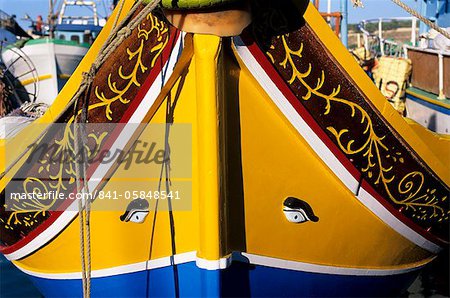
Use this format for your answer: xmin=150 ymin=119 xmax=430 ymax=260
xmin=276 ymin=35 xmax=448 ymax=222
xmin=93 ymin=13 xmax=169 ymax=120
xmin=3 ymin=124 xmax=107 ymax=229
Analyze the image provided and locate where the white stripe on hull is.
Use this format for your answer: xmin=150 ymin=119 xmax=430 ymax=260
xmin=14 ymin=251 xmax=430 ymax=280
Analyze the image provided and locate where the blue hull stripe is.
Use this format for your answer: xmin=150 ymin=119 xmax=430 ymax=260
xmin=406 ymin=93 xmax=450 ymax=115
xmin=28 ymin=261 xmax=419 ymax=297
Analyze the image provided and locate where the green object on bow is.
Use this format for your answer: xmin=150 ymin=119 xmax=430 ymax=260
xmin=143 ymin=0 xmax=238 ymax=9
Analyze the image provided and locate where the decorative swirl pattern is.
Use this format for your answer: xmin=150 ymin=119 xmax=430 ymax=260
xmin=93 ymin=13 xmax=169 ymax=120
xmin=5 ymin=178 xmax=49 ymax=227
xmin=276 ymin=34 xmax=449 ymax=224
xmin=3 ymin=126 xmax=107 ymax=230
xmin=397 ymin=172 xmax=446 ymax=220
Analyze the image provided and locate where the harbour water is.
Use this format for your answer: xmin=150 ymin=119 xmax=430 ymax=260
xmin=407 ymin=250 xmax=450 ymax=298
xmin=0 ymin=255 xmax=41 ymax=297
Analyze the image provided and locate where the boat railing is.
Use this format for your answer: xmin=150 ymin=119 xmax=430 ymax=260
xmin=313 ymin=0 xmax=343 ymax=37
xmin=57 ymin=0 xmax=99 ymax=26
xmin=358 ymin=17 xmax=418 ymax=56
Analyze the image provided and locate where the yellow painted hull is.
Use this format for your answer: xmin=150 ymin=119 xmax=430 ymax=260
xmin=0 ymin=0 xmax=448 ymax=296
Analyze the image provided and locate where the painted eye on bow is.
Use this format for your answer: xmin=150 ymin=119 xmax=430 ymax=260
xmin=283 ymin=209 xmax=309 ymax=223
xmin=282 ymin=197 xmax=319 ymax=224
xmin=130 ymin=211 xmax=150 ymax=223
xmin=120 ymin=198 xmax=150 ymax=223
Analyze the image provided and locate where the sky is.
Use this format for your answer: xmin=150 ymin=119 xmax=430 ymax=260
xmin=318 ymin=0 xmax=420 ymax=23
xmin=0 ymin=0 xmax=112 ymax=28
xmin=1 ymin=0 xmax=420 ymax=29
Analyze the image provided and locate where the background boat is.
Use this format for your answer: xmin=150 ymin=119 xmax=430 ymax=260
xmin=0 ymin=0 xmax=106 ymax=140
xmin=1 ymin=0 xmax=104 ymax=107
xmin=352 ymin=0 xmax=449 ymax=134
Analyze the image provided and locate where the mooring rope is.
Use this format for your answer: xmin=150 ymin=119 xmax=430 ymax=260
xmin=354 ymin=0 xmax=450 ymax=40
xmin=80 ymin=81 xmax=93 ymax=298
xmin=391 ymin=0 xmax=450 ymax=40
xmin=77 ymin=84 xmax=92 ymax=298
xmin=73 ymin=93 xmax=88 ymax=297
xmin=1 ymin=3 xmax=164 ymax=295
xmin=111 ymin=0 xmax=126 ymax=30
xmin=71 ymin=0 xmax=162 ymax=297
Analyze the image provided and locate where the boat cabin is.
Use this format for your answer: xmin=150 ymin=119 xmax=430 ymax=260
xmin=54 ymin=23 xmax=102 ymax=45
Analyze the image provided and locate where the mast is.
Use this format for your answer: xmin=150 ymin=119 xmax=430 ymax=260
xmin=327 ymin=0 xmax=331 ymax=23
xmin=48 ymin=0 xmax=55 ymax=38
xmin=340 ymin=0 xmax=348 ymax=47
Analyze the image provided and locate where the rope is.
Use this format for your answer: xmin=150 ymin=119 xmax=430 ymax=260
xmin=69 ymin=0 xmax=162 ymax=297
xmin=73 ymin=1 xmax=163 ymax=297
xmin=111 ymin=0 xmax=126 ymax=30
xmin=73 ymin=96 xmax=88 ymax=298
xmin=390 ymin=0 xmax=450 ymax=40
xmin=74 ymin=79 xmax=93 ymax=297
xmin=353 ymin=0 xmax=449 ymax=40
xmin=144 ymin=34 xmax=193 ymax=298
xmin=81 ymin=87 xmax=92 ymax=298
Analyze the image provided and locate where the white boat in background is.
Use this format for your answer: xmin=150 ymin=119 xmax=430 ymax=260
xmin=1 ymin=0 xmax=104 ymax=106
xmin=2 ymin=38 xmax=90 ymax=106
xmin=0 ymin=10 xmax=36 ymax=115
